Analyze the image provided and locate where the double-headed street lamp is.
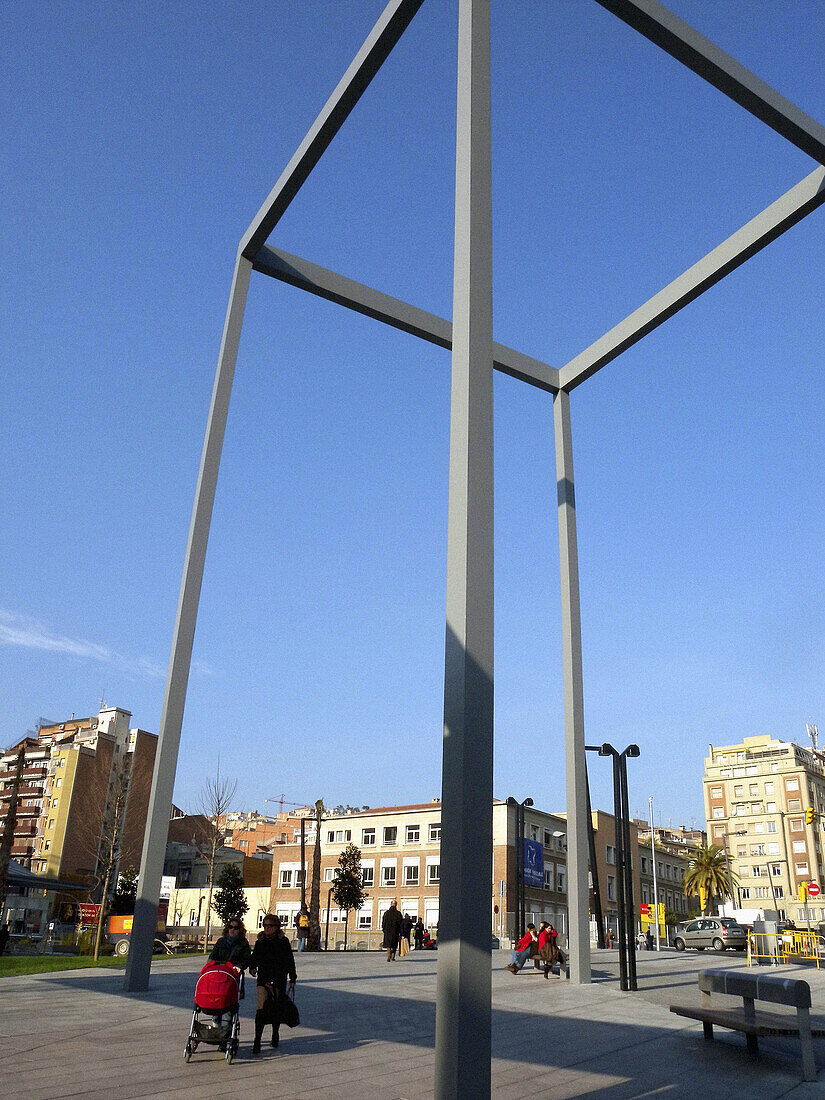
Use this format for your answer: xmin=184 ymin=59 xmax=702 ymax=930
xmin=586 ymin=743 xmax=640 ymax=992
xmin=506 ymin=796 xmax=533 ymax=943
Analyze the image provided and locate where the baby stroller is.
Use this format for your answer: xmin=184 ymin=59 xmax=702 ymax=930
xmin=185 ymin=961 xmax=243 ymax=1064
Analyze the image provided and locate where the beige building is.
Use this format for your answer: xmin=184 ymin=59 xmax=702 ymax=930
xmin=703 ymin=733 xmax=825 ymax=923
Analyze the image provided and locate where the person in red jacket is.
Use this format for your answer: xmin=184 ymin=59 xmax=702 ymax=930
xmin=507 ymin=924 xmax=538 ymax=973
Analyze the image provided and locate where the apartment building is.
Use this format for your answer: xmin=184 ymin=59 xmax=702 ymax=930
xmin=1 ymin=736 xmax=52 ymax=867
xmin=266 ymin=799 xmax=570 ymax=941
xmin=27 ymin=706 xmax=157 ymax=884
xmin=704 ymin=733 xmax=825 ymax=923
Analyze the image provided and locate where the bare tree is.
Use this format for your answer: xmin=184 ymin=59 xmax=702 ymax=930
xmin=85 ymin=758 xmax=132 ymax=961
xmin=196 ymin=767 xmax=237 ymax=951
xmin=307 ymin=798 xmax=325 ymax=950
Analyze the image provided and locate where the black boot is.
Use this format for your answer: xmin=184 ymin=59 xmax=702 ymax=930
xmin=253 ymin=1010 xmax=264 ymax=1054
xmin=270 ymin=1026 xmax=280 ymax=1049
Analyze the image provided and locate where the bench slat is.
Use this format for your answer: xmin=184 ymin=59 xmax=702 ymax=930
xmin=670 ymin=1004 xmax=825 ymax=1038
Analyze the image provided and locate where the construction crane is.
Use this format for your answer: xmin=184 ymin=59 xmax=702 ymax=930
xmin=265 ymin=795 xmax=315 ymax=815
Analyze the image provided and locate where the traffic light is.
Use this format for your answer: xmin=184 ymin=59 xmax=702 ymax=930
xmin=798 ymin=882 xmax=809 ymax=901
xmin=805 ymin=808 xmax=817 ymax=825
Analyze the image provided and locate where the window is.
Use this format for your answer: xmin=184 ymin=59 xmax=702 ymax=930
xmin=403 ymin=863 xmax=419 ymax=886
xmin=766 ymin=821 xmax=777 ymax=833
xmin=712 ymin=808 xmax=723 ymax=819
xmin=790 ymin=818 xmax=804 ymax=832
xmin=786 ymin=778 xmax=800 ymax=791
xmin=361 ymin=866 xmax=374 ymax=887
xmin=734 ymin=767 xmax=745 ymax=777
xmin=556 ymin=869 xmax=566 ymax=893
xmin=326 ymin=829 xmax=351 ymax=844
xmin=749 ymin=783 xmax=759 ymax=796
xmin=710 ymin=786 xmax=723 ymax=798
xmin=793 ymin=841 xmax=807 ymax=853
xmin=665 ymin=864 xmax=672 ymax=879
xmin=788 ymin=799 xmax=801 ymax=811
xmin=296 ymin=869 xmax=304 ymax=888
xmin=751 ymin=845 xmax=765 ymax=856
xmin=426 ymin=862 xmax=440 ymax=885
xmin=428 ymin=823 xmax=441 ymax=841
xmin=607 ymin=876 xmax=616 ymax=902
xmin=324 ymin=868 xmax=335 ymax=882
xmin=381 ymin=863 xmax=396 ymax=887
xmin=383 ymin=826 xmax=398 ymax=846
xmin=405 ymin=824 xmax=420 ymax=844
xmin=279 ymin=869 xmax=293 ymax=888
xmin=765 ymin=782 xmax=774 ymax=795
xmin=752 ymin=866 xmax=765 ymax=877
xmin=712 ymin=825 xmax=725 ymax=838
xmin=606 ymin=845 xmax=616 ymax=865
xmin=750 ymin=803 xmax=762 ymax=814
xmin=189 ymin=910 xmax=197 ymax=925
xmin=733 ymin=784 xmax=744 ymax=797
xmin=746 ymin=766 xmax=757 ymax=776
xmin=720 ymin=768 xmax=732 ymax=777
xmin=239 ymin=840 xmax=247 ymax=849
xmin=770 ymin=863 xmax=782 ymax=877
xmin=43 ymin=841 xmax=50 ymax=851
xmin=795 ymin=862 xmax=809 ymax=876
xmin=362 ymin=828 xmax=375 ymax=846
xmin=358 ymin=909 xmax=372 ymax=928
xmin=754 ymin=821 xmax=764 ymax=834
xmin=767 ymin=843 xmax=780 ymax=855
xmin=754 ymin=886 xmax=770 ymax=899
xmin=55 ymin=778 xmax=62 ymax=788
xmin=740 ymin=888 xmax=751 ymax=900
xmin=48 ymin=819 xmax=54 ymax=829
xmin=544 ymin=868 xmax=553 ymax=889
xmin=640 ymin=856 xmax=648 ymax=873
xmin=530 ymin=824 xmax=539 ymax=841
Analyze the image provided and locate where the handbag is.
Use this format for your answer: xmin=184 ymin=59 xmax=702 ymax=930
xmin=279 ymin=990 xmax=300 ymax=1029
xmin=399 ymin=937 xmax=409 ymax=957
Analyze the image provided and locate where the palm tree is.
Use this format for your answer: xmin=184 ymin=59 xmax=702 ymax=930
xmin=684 ymin=844 xmax=737 ymax=914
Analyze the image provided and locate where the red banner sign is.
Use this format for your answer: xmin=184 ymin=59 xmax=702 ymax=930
xmin=78 ymin=903 xmax=101 ymax=923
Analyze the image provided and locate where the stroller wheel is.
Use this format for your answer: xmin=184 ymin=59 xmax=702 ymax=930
xmin=184 ymin=1043 xmax=192 ymax=1063
xmin=225 ymin=1047 xmax=234 ymax=1065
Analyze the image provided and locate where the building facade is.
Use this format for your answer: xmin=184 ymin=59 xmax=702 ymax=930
xmin=704 ymin=733 xmax=825 ymax=923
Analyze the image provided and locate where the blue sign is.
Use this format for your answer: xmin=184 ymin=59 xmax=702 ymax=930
xmin=523 ymin=839 xmax=544 ymax=887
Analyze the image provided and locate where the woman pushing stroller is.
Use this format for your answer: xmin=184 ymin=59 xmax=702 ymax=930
xmin=249 ymin=913 xmax=297 ymax=1054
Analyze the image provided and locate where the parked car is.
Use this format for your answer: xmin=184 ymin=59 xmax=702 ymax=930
xmin=674 ymin=917 xmax=748 ymax=952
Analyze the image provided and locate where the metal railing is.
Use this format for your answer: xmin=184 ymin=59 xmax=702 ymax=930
xmin=748 ymin=929 xmax=823 ymax=968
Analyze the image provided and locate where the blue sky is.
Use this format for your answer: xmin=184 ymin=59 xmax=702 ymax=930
xmin=2 ymin=0 xmax=824 ymax=830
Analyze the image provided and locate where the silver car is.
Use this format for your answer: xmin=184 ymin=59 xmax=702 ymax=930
xmin=674 ymin=917 xmax=748 ymax=952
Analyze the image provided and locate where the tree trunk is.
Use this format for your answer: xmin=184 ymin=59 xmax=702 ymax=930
xmin=343 ymin=909 xmax=349 ymax=950
xmin=93 ymin=864 xmax=112 ymax=962
xmin=204 ymin=834 xmax=218 ymax=953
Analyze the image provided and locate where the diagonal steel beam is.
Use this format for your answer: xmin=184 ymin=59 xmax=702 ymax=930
xmin=595 ymin=0 xmax=825 ymax=165
xmin=559 ymin=166 xmax=825 ymax=391
xmin=253 ymin=244 xmax=560 ymax=393
xmin=239 ymin=0 xmax=425 ymax=261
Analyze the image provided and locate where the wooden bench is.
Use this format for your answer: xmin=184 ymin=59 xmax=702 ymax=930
xmin=670 ymin=968 xmax=822 ymax=1082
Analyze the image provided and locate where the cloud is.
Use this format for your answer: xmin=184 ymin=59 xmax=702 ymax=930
xmin=0 ymin=610 xmax=217 ymax=680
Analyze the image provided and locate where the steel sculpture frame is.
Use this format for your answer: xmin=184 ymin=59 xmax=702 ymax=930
xmin=125 ymin=0 xmax=825 ymax=1095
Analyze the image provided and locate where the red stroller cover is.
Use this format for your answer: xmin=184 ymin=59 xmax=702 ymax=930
xmin=194 ymin=962 xmax=240 ymax=1012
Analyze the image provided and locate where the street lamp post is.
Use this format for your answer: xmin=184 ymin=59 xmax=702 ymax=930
xmin=649 ymin=797 xmax=660 ymax=952
xmin=586 ymin=743 xmax=640 ymax=992
xmin=506 ymin=796 xmax=533 ymax=943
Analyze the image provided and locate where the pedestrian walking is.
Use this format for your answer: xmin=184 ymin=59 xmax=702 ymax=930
xmin=250 ymin=914 xmax=296 ymax=1054
xmin=294 ymin=904 xmax=310 ymax=952
xmin=382 ymin=900 xmax=403 ymax=961
xmin=413 ymin=917 xmax=424 ymax=951
xmin=209 ymin=918 xmax=252 ymax=969
xmin=645 ymin=928 xmax=654 ymax=951
xmin=401 ymin=913 xmax=413 ymax=950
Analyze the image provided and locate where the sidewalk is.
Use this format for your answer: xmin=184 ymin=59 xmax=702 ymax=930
xmin=1 ymin=948 xmax=823 ymax=1098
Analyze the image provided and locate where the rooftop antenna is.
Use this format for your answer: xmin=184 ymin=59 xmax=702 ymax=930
xmin=99 ymin=691 xmax=107 ymax=710
xmin=806 ymin=721 xmax=818 ymax=752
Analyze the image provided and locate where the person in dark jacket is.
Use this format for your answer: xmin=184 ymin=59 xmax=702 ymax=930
xmin=413 ymin=917 xmax=425 ymax=951
xmin=401 ymin=913 xmax=413 ymax=949
xmin=250 ymin=914 xmax=297 ymax=1053
xmin=209 ymin=918 xmax=252 ymax=969
xmin=382 ymin=901 xmax=403 ymax=961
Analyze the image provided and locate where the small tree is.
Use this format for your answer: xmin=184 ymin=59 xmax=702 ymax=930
xmin=213 ymin=862 xmax=249 ymax=928
xmin=331 ymin=842 xmax=367 ymax=950
xmin=195 ymin=766 xmax=237 ymax=950
xmin=88 ymin=758 xmax=132 ymax=960
xmin=684 ymin=844 xmax=737 ymax=914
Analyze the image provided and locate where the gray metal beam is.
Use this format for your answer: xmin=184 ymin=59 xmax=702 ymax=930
xmin=253 ymin=245 xmax=560 ymax=394
xmin=124 ymin=256 xmax=252 ymax=992
xmin=553 ymin=389 xmax=591 ymax=986
xmin=435 ymin=0 xmax=494 ymax=1095
xmin=559 ymin=166 xmax=825 ymax=391
xmin=239 ymin=0 xmax=425 ymax=261
xmin=596 ymin=0 xmax=825 ymax=165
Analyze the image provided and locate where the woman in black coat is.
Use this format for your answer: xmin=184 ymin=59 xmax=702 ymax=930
xmin=382 ymin=901 xmax=403 ymax=961
xmin=250 ymin=914 xmax=297 ymax=1053
xmin=209 ymin=919 xmax=252 ymax=969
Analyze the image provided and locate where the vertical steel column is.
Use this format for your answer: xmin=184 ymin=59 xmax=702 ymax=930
xmin=124 ymin=255 xmax=252 ymax=992
xmin=586 ymin=763 xmax=606 ymax=949
xmin=434 ymin=0 xmax=493 ymax=1094
xmin=611 ymin=755 xmax=628 ymax=991
xmin=553 ymin=389 xmax=591 ymax=985
xmin=620 ymin=758 xmax=637 ymax=990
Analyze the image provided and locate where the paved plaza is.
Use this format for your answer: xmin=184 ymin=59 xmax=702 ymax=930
xmin=2 ymin=949 xmax=824 ymax=1098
